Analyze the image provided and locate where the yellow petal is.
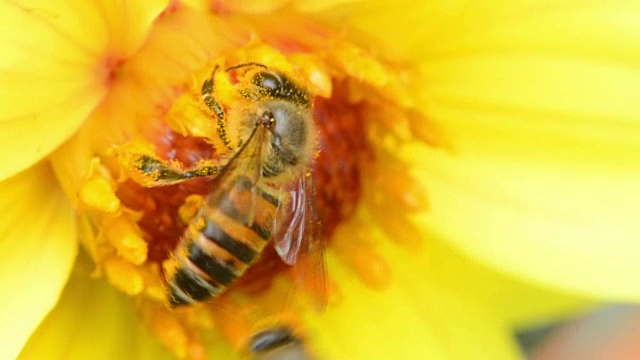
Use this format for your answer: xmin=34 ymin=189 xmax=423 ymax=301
xmin=324 ymin=1 xmax=640 ymax=62
xmin=423 ymin=56 xmax=640 ymax=132
xmin=18 ymin=254 xmax=174 ymax=360
xmin=294 ymin=0 xmax=364 ymax=13
xmin=0 ymin=162 xmax=78 ymax=360
xmin=50 ymin=5 xmax=234 ymax=206
xmin=413 ymin=228 xmax=593 ymax=328
xmin=200 ymin=243 xmax=524 ymax=359
xmin=0 ymin=0 xmax=168 ymax=181
xmin=412 ymin=146 xmax=640 ymax=301
xmin=336 ymin=0 xmax=640 ymax=300
xmin=306 ymin=250 xmax=523 ymax=359
xmin=391 ymin=2 xmax=640 ymax=300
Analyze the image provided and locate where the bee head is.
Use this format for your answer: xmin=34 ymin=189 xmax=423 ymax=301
xmin=252 ymin=70 xmax=310 ymax=107
xmin=257 ymin=99 xmax=314 ymax=178
xmin=226 ymin=65 xmax=315 ymax=179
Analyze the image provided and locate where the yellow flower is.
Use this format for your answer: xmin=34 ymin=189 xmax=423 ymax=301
xmin=1 ymin=0 xmax=627 ymax=359
xmin=349 ymin=1 xmax=640 ymax=300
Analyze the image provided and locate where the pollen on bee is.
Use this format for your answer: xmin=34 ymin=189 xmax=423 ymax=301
xmin=178 ymin=194 xmax=204 ymax=224
xmin=79 ymin=176 xmax=121 ymax=213
xmin=115 ymin=129 xmax=216 ymax=264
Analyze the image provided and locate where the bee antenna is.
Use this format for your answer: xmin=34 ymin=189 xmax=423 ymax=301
xmin=226 ymin=62 xmax=268 ymax=72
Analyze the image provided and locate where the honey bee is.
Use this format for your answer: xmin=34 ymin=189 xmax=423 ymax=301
xmin=123 ymin=62 xmax=326 ymax=307
xmin=247 ymin=326 xmax=312 ymax=360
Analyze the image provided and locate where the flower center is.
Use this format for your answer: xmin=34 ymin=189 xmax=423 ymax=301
xmin=114 ymin=84 xmax=367 ymax=296
xmin=115 ymin=129 xmax=217 ymax=264
xmin=70 ymin=8 xmax=440 ymax=355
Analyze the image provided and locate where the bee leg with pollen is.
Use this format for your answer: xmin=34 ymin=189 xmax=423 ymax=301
xmin=114 ymin=147 xmax=226 ymax=187
xmin=201 ymin=65 xmax=235 ymax=152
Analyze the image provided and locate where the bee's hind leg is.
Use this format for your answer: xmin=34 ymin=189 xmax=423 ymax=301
xmin=115 ymin=147 xmax=224 ymax=187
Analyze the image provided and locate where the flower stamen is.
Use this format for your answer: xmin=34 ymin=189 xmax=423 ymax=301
xmin=333 ymin=220 xmax=393 ymax=290
xmin=104 ymin=217 xmax=148 ymax=265
xmin=103 ymin=255 xmax=145 ymax=295
xmin=79 ymin=176 xmax=120 ymax=213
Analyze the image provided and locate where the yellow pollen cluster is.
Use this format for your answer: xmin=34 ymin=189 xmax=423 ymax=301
xmin=79 ymin=177 xmax=120 ymax=213
xmin=105 ymin=217 xmax=148 ymax=265
xmin=103 ymin=255 xmax=145 ymax=295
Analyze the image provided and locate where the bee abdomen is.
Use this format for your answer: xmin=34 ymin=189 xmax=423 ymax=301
xmin=202 ymin=216 xmax=259 ymax=263
xmin=167 ymin=183 xmax=278 ymax=306
xmin=186 ymin=236 xmax=240 ymax=286
xmin=168 ymin=262 xmax=223 ymax=306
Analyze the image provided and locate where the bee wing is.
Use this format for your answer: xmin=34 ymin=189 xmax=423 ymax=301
xmin=206 ymin=125 xmax=267 ymax=223
xmin=273 ymin=173 xmax=328 ymax=310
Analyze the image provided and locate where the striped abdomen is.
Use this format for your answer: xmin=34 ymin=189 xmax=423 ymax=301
xmin=166 ymin=176 xmax=280 ymax=307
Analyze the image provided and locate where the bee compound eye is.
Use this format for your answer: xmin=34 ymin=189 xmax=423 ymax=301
xmin=254 ymin=72 xmax=282 ymax=91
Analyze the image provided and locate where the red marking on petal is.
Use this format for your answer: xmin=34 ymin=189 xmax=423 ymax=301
xmin=158 ymin=0 xmax=182 ymax=19
xmin=100 ymin=55 xmax=125 ymax=88
xmin=210 ymin=0 xmax=230 ymax=15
